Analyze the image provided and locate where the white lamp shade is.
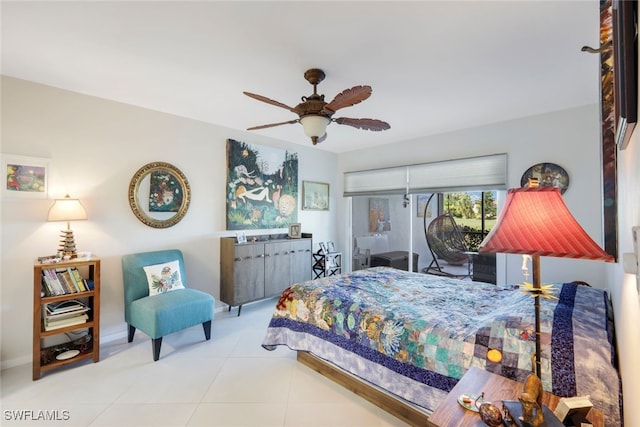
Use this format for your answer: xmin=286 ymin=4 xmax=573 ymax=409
xmin=47 ymin=195 xmax=87 ymax=222
xmin=300 ymin=115 xmax=330 ymax=138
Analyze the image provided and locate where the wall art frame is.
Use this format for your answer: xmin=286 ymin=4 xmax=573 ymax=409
xmin=416 ymin=194 xmax=434 ymax=218
xmin=226 ymin=139 xmax=299 ymax=230
xmin=369 ymin=197 xmax=391 ymax=232
xmin=2 ymin=154 xmax=50 ymax=199
xmin=128 ymin=161 xmax=191 ymax=229
xmin=520 ymin=162 xmax=570 ymax=194
xmin=600 ymin=0 xmax=619 ymax=260
xmin=288 ymin=222 xmax=302 ymax=239
xmin=302 ymin=180 xmax=330 ymax=211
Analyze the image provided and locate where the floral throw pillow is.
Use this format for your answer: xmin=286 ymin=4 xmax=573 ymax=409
xmin=143 ymin=260 xmax=185 ymax=296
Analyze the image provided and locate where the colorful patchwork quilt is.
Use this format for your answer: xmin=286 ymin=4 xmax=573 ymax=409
xmin=262 ymin=267 xmax=620 ymax=425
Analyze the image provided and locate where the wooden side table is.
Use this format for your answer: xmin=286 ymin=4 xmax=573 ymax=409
xmin=427 ymin=367 xmax=603 ymax=427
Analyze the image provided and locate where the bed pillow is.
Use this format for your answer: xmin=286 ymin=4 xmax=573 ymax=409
xmin=143 ymin=260 xmax=185 ymax=296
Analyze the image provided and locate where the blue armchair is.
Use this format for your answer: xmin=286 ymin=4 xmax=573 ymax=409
xmin=121 ymin=249 xmax=214 ymax=361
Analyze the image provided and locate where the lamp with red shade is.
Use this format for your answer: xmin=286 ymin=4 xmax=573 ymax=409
xmin=478 ymin=186 xmax=613 ymax=378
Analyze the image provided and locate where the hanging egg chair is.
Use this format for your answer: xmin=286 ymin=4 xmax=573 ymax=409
xmin=423 ymin=194 xmax=471 ymax=277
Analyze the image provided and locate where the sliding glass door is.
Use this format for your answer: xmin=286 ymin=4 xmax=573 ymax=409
xmin=349 ymin=191 xmax=498 ymax=283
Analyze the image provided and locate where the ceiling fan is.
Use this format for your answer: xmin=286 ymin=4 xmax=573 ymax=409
xmin=244 ymin=69 xmax=390 ymax=145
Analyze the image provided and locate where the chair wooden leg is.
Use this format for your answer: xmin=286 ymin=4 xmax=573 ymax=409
xmin=127 ymin=324 xmax=136 ymax=343
xmin=203 ymin=320 xmax=212 ymax=340
xmin=152 ymin=337 xmax=162 ymax=361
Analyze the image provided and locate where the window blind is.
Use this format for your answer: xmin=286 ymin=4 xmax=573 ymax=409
xmin=343 ymin=153 xmax=507 ymax=196
xmin=343 ymin=167 xmax=408 ymax=196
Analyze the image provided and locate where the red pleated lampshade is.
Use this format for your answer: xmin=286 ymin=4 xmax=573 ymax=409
xmin=479 ymin=187 xmax=613 ymax=262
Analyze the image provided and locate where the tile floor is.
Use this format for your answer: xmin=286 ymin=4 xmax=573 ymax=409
xmin=1 ymin=298 xmax=410 ymax=427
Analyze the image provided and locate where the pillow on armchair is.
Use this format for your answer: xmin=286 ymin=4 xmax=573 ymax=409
xmin=143 ymin=259 xmax=185 ymax=296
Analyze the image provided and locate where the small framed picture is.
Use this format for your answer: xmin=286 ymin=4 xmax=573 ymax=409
xmin=236 ymin=231 xmax=247 ymax=244
xmin=327 ymin=242 xmax=336 ymax=253
xmin=288 ymin=223 xmax=302 ymax=239
xmin=2 ymin=154 xmax=50 ymax=199
xmin=319 ymin=242 xmax=328 ymax=255
xmin=302 ymin=181 xmax=329 ymax=211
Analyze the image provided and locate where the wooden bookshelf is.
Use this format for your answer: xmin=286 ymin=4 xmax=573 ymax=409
xmin=32 ymin=257 xmax=100 ymax=380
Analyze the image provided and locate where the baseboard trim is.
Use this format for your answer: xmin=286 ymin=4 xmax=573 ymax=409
xmin=1 ymin=305 xmax=228 ymax=372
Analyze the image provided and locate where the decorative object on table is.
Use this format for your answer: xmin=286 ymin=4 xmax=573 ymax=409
xmin=47 ymin=195 xmax=87 ymax=258
xmin=479 ymin=186 xmax=614 ymax=380
xmin=520 ymin=162 xmax=569 ymax=194
xmin=244 ymin=68 xmax=390 ymax=145
xmin=226 ymin=139 xmax=298 ymax=230
xmin=1 ymin=154 xmax=50 ymax=199
xmin=478 ymin=402 xmax=503 ymax=426
xmin=318 ymin=242 xmax=328 ymax=255
xmin=288 ymin=222 xmax=301 ymax=239
xmin=235 ymin=231 xmax=247 ymax=244
xmin=129 ymin=162 xmax=191 ymax=228
xmin=302 ymin=181 xmax=329 ymax=211
xmin=517 ymin=354 xmax=545 ymax=426
xmin=55 ymin=349 xmax=80 ymax=361
xmin=553 ymin=396 xmax=593 ymax=425
xmin=457 ymin=393 xmax=484 ymax=412
xmin=502 ymin=400 xmax=564 ymax=427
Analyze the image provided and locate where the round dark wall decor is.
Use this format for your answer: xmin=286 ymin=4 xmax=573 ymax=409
xmin=520 ymin=162 xmax=569 ymax=194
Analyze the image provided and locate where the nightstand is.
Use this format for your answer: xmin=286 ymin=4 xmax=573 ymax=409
xmin=427 ymin=367 xmax=603 ymax=427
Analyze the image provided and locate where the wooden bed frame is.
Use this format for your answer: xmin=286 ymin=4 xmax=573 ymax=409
xmin=296 ymin=351 xmax=432 ymax=426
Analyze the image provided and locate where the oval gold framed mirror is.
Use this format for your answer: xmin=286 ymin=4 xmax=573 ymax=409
xmin=128 ymin=162 xmax=191 ymax=228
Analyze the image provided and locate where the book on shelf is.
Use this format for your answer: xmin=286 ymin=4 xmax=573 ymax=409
xmin=42 ymin=269 xmax=63 ymax=296
xmin=44 ymin=313 xmax=88 ymax=331
xmin=553 ymin=395 xmax=593 ymax=423
xmin=44 ymin=301 xmax=90 ymax=321
xmin=46 ymin=299 xmax=87 ymax=314
xmin=41 ymin=267 xmax=88 ymax=296
xmin=56 ymin=268 xmax=76 ymax=294
xmin=45 ymin=308 xmax=90 ymax=322
xmin=41 ymin=275 xmax=55 ymax=297
xmin=70 ymin=268 xmax=87 ymax=291
xmin=64 ymin=268 xmax=81 ymax=292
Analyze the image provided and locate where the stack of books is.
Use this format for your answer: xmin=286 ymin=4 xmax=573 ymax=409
xmin=41 ymin=267 xmax=89 ymax=296
xmin=43 ymin=300 xmax=90 ymax=331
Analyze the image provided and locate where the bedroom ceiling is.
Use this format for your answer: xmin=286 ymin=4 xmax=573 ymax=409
xmin=1 ymin=1 xmax=601 ymax=153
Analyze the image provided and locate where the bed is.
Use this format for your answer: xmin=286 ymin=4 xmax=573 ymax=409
xmin=262 ymin=267 xmax=620 ymax=425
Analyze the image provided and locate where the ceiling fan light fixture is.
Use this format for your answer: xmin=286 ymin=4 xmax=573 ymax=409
xmin=300 ymin=115 xmax=330 ymax=142
xmin=244 ymin=69 xmax=389 ymax=145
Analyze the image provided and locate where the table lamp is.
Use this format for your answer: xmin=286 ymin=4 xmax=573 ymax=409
xmin=478 ymin=186 xmax=613 ymax=378
xmin=47 ymin=194 xmax=87 ymax=258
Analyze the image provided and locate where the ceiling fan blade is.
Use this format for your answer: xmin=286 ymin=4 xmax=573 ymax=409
xmin=243 ymin=91 xmax=296 ymax=112
xmin=247 ymin=119 xmax=299 ymax=131
xmin=334 ymin=117 xmax=391 ymax=131
xmin=323 ymin=85 xmax=372 ymax=113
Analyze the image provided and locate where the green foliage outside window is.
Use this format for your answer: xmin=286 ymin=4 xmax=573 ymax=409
xmin=443 ymin=191 xmax=497 ymax=251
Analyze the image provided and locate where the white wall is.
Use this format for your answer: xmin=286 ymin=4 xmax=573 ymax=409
xmin=0 ymin=76 xmax=340 ymax=367
xmin=610 ymin=127 xmax=640 ymax=426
